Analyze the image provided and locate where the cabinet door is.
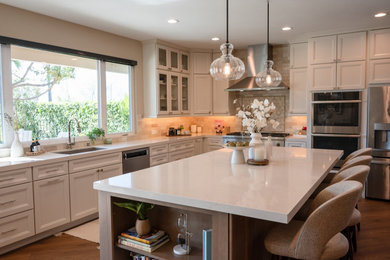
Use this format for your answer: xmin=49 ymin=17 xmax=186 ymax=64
xmin=157 ymin=45 xmax=169 ymax=70
xmin=213 ymin=78 xmax=229 ymax=115
xmin=337 ymin=32 xmax=367 ymax=62
xmin=290 ymin=43 xmax=308 ymax=68
xmin=170 ymin=49 xmax=180 ymax=72
xmin=34 ymin=175 xmax=70 ymax=233
xmin=181 ymin=52 xmax=190 ymax=73
xmin=337 ymin=61 xmax=366 ymax=89
xmin=193 ymin=75 xmax=213 ymax=114
xmin=309 ymin=35 xmax=337 ymax=64
xmin=157 ymin=71 xmax=169 ymax=115
xmin=309 ymin=64 xmax=336 ymax=90
xmin=289 ymin=68 xmax=307 ymax=114
xmin=181 ymin=75 xmax=190 ymax=114
xmin=369 ymin=29 xmax=390 ymax=60
xmin=368 ymin=58 xmax=390 ymax=84
xmin=98 ymin=164 xmax=123 ymax=180
xmin=169 ymin=73 xmax=180 ymax=115
xmin=69 ymin=170 xmax=98 ymax=221
xmin=194 ymin=138 xmax=204 ymax=155
xmin=192 ymin=53 xmax=212 ymax=74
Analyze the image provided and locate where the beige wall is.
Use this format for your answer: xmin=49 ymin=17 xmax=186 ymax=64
xmin=0 ymin=3 xmax=144 ymax=117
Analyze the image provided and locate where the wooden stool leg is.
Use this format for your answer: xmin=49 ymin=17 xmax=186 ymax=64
xmin=352 ymin=225 xmax=358 ymax=252
xmin=357 ymin=222 xmax=360 ymax=232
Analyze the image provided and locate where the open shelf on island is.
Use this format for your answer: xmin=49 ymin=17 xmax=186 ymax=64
xmin=117 ymin=241 xmax=202 ymax=260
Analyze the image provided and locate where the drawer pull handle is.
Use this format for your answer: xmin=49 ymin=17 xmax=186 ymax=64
xmin=1 ymin=228 xmax=16 ymax=235
xmin=0 ymin=177 xmax=15 ymax=182
xmin=47 ymin=179 xmax=61 ymax=184
xmin=46 ymin=169 xmax=59 ymax=173
xmin=0 ymin=199 xmax=16 ymax=205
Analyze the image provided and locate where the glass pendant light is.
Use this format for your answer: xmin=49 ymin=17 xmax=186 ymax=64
xmin=255 ymin=0 xmax=282 ymax=88
xmin=210 ymin=0 xmax=245 ymax=80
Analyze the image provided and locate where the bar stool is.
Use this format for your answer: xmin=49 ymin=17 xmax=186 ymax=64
xmin=323 ymin=155 xmax=372 ymax=183
xmin=264 ymin=181 xmax=363 ymax=260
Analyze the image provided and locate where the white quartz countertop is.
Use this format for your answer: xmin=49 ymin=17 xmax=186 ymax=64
xmin=0 ymin=134 xmax=221 ymax=171
xmin=94 ymin=147 xmax=342 ymax=224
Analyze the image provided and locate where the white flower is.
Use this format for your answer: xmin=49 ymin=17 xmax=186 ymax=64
xmin=251 ymin=99 xmax=261 ymax=109
xmin=245 ymin=111 xmax=251 ymax=116
xmin=264 ymin=106 xmax=270 ymax=113
xmin=270 ymin=103 xmax=276 ymax=110
xmin=265 ymin=113 xmax=270 ymax=118
xmin=233 ymin=99 xmax=238 ymax=104
xmin=236 ymin=110 xmax=247 ymax=119
xmin=264 ymin=99 xmax=269 ymax=106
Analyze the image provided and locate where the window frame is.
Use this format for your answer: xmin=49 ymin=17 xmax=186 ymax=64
xmin=0 ymin=41 xmax=137 ymax=147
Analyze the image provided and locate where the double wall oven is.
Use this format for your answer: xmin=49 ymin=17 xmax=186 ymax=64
xmin=311 ymin=91 xmax=362 ymax=165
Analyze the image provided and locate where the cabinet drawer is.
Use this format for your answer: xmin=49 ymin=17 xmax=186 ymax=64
xmin=169 ymin=150 xmax=194 ymax=162
xmin=286 ymin=141 xmax=307 ymax=148
xmin=0 ymin=168 xmax=32 ymax=188
xmin=0 ymin=183 xmax=33 ymax=219
xmin=33 ymin=161 xmax=68 ymax=180
xmin=0 ymin=210 xmax=35 ymax=248
xmin=69 ymin=152 xmax=121 ymax=173
xmin=169 ymin=141 xmax=195 ymax=152
xmin=98 ymin=164 xmax=123 ymax=180
xmin=150 ymin=154 xmax=169 ymax=167
xmin=150 ymin=144 xmax=169 ymax=156
xmin=207 ymin=138 xmax=223 ymax=146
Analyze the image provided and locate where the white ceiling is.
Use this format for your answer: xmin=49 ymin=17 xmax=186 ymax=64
xmin=1 ymin=0 xmax=390 ymax=49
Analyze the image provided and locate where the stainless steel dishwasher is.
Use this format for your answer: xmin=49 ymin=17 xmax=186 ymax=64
xmin=122 ymin=147 xmax=150 ymax=173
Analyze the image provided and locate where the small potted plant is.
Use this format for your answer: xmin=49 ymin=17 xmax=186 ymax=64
xmin=87 ymin=128 xmax=105 ymax=144
xmin=114 ymin=201 xmax=155 ymax=235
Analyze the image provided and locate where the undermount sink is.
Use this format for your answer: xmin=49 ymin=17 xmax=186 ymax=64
xmin=53 ymin=147 xmax=106 ymax=155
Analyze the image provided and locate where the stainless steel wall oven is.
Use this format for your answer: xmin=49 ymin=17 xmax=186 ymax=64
xmin=311 ymin=91 xmax=362 ymax=164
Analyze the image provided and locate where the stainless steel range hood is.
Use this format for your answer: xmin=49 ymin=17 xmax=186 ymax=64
xmin=226 ymin=44 xmax=288 ymax=92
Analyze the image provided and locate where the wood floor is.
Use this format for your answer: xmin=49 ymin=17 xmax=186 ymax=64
xmin=1 ymin=199 xmax=389 ymax=259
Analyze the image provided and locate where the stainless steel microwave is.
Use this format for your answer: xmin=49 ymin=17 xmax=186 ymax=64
xmin=311 ymin=91 xmax=361 ymax=135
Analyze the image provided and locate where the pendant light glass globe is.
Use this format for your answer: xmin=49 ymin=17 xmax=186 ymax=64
xmin=210 ymin=42 xmax=245 ymax=80
xmin=255 ymin=60 xmax=282 ymax=88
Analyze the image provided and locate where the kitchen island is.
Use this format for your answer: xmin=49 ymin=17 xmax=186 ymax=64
xmin=94 ymin=147 xmax=342 ymax=260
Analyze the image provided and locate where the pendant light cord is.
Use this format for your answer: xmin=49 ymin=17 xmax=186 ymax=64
xmin=226 ymin=0 xmax=229 ymax=44
xmin=266 ymin=0 xmax=269 ymax=60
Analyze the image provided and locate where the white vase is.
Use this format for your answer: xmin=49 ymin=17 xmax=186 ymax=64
xmin=10 ymin=131 xmax=24 ymax=157
xmin=249 ymin=133 xmax=264 ymax=161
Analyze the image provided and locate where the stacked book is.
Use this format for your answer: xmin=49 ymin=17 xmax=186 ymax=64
xmin=118 ymin=227 xmax=169 ymax=253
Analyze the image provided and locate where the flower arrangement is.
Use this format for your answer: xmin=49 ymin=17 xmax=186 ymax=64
xmin=4 ymin=113 xmax=20 ymax=131
xmin=234 ymin=98 xmax=279 ymax=133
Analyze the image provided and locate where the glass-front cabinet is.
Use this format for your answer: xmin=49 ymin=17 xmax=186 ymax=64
xmin=181 ymin=76 xmax=190 ymax=113
xmin=170 ymin=50 xmax=180 ymax=72
xmin=170 ymin=73 xmax=180 ymax=114
xmin=158 ymin=72 xmax=168 ymax=115
xmin=157 ymin=46 xmax=169 ymax=70
xmin=181 ymin=52 xmax=190 ymax=73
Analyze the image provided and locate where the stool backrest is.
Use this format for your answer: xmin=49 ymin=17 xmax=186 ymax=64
xmin=344 ymin=148 xmax=372 ymax=164
xmin=294 ymin=181 xmax=362 ymax=259
xmin=340 ymin=155 xmax=372 ymax=171
xmin=330 ymin=165 xmax=370 ymax=185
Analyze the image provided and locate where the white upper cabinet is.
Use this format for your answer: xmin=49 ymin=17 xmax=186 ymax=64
xmin=289 ymin=68 xmax=308 ymax=114
xmin=213 ymin=79 xmax=229 ymax=115
xmin=369 ymin=29 xmax=390 ymax=60
xmin=309 ymin=35 xmax=337 ymax=64
xmin=181 ymin=52 xmax=190 ymax=73
xmin=310 ymin=63 xmax=336 ymax=90
xmin=290 ymin=43 xmax=308 ymax=68
xmin=170 ymin=49 xmax=180 ymax=72
xmin=192 ymin=52 xmax=212 ymax=74
xmin=193 ymin=74 xmax=213 ymax=115
xmin=368 ymin=59 xmax=390 ymax=84
xmin=337 ymin=61 xmax=366 ymax=89
xmin=337 ymin=32 xmax=367 ymax=62
xmin=157 ymin=45 xmax=169 ymax=70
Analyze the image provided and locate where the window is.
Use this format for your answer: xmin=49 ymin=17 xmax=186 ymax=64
xmin=106 ymin=62 xmax=132 ymax=134
xmin=11 ymin=46 xmax=99 ymax=140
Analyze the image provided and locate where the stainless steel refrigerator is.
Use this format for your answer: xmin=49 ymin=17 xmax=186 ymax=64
xmin=367 ymin=85 xmax=390 ymax=200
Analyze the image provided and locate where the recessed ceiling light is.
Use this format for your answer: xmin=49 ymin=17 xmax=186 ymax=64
xmin=211 ymin=37 xmax=220 ymax=41
xmin=374 ymin=12 xmax=387 ymax=18
xmin=167 ymin=18 xmax=179 ymax=24
xmin=282 ymin=26 xmax=292 ymax=31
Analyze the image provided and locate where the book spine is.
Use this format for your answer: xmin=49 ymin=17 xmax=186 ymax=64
xmin=119 ymin=239 xmax=153 ymax=253
xmin=119 ymin=236 xmax=152 ymax=247
xmin=121 ymin=234 xmax=151 ymax=245
xmin=203 ymin=229 xmax=212 ymax=260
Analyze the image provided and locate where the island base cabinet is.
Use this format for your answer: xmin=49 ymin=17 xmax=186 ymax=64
xmin=34 ymin=175 xmax=70 ymax=234
xmin=70 ymin=170 xmax=99 ymax=221
xmin=0 ymin=210 xmax=35 ymax=247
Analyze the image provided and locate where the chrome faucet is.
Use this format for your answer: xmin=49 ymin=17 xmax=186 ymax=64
xmin=67 ymin=118 xmax=81 ymax=149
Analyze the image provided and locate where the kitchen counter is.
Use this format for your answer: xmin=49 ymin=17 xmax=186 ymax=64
xmin=94 ymin=146 xmax=342 ymax=224
xmin=0 ymin=134 xmax=222 ymax=171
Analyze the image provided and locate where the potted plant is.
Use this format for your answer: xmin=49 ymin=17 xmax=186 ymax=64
xmin=87 ymin=128 xmax=105 ymax=144
xmin=114 ymin=201 xmax=155 ymax=235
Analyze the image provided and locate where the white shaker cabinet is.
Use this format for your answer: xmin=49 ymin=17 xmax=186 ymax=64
xmin=337 ymin=32 xmax=367 ymax=62
xmin=369 ymin=29 xmax=390 ymax=60
xmin=290 ymin=43 xmax=308 ymax=68
xmin=192 ymin=52 xmax=212 ymax=74
xmin=337 ymin=61 xmax=366 ymax=89
xmin=368 ymin=59 xmax=390 ymax=84
xmin=289 ymin=68 xmax=308 ymax=114
xmin=309 ymin=63 xmax=336 ymax=90
xmin=213 ymin=78 xmax=229 ymax=115
xmin=69 ymin=170 xmax=99 ymax=221
xmin=309 ymin=35 xmax=337 ymax=64
xmin=34 ymin=175 xmax=70 ymax=233
xmin=193 ymin=74 xmax=213 ymax=115
xmin=0 ymin=210 xmax=35 ymax=248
